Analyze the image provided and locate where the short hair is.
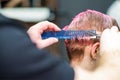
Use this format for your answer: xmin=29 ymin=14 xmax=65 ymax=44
xmin=64 ymin=9 xmax=119 ymax=60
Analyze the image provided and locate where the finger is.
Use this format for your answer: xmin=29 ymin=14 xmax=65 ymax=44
xmin=101 ymin=28 xmax=110 ymax=36
xmin=27 ymin=27 xmax=39 ymax=43
xmin=111 ymin=26 xmax=119 ymax=32
xmin=36 ymin=38 xmax=58 ymax=49
xmin=37 ymin=21 xmax=61 ymax=32
xmin=100 ymin=28 xmax=110 ymax=42
xmin=46 ymin=21 xmax=61 ymax=31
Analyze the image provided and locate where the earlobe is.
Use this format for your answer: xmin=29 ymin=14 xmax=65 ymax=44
xmin=90 ymin=42 xmax=100 ymax=60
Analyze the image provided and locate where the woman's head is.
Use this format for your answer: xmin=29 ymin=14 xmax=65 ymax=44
xmin=64 ymin=10 xmax=119 ymax=69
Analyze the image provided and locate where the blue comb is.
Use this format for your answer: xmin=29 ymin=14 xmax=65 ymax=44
xmin=41 ymin=30 xmax=99 ymax=39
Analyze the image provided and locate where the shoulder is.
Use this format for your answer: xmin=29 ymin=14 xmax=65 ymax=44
xmin=0 ymin=14 xmax=74 ymax=80
xmin=0 ymin=14 xmax=26 ymax=30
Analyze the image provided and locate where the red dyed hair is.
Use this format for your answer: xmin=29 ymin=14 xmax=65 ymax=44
xmin=64 ymin=9 xmax=119 ymax=60
xmin=64 ymin=9 xmax=119 ymax=31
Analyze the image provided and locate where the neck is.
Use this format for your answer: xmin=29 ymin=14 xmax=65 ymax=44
xmin=81 ymin=56 xmax=99 ymax=71
xmin=70 ymin=55 xmax=98 ymax=71
xmin=70 ymin=54 xmax=83 ymax=67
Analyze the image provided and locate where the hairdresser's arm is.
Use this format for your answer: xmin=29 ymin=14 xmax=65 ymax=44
xmin=0 ymin=20 xmax=74 ymax=80
xmin=27 ymin=21 xmax=61 ymax=49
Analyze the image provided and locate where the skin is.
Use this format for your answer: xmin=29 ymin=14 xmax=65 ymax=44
xmin=74 ymin=26 xmax=120 ymax=80
xmin=63 ymin=10 xmax=120 ymax=80
xmin=64 ymin=10 xmax=119 ymax=72
xmin=27 ymin=11 xmax=120 ymax=80
xmin=27 ymin=21 xmax=61 ymax=49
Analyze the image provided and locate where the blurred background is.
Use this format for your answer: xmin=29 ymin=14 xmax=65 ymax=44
xmin=0 ymin=0 xmax=118 ymax=61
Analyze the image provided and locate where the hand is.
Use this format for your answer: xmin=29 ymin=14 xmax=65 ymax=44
xmin=27 ymin=21 xmax=61 ymax=49
xmin=72 ymin=26 xmax=120 ymax=80
xmin=100 ymin=26 xmax=120 ymax=55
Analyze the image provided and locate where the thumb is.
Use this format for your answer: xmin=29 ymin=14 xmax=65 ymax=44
xmin=36 ymin=38 xmax=58 ymax=49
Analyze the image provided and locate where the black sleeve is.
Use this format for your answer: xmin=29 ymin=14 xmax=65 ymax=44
xmin=0 ymin=25 xmax=74 ymax=80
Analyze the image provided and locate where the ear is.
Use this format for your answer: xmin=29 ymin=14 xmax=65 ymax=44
xmin=90 ymin=42 xmax=100 ymax=60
